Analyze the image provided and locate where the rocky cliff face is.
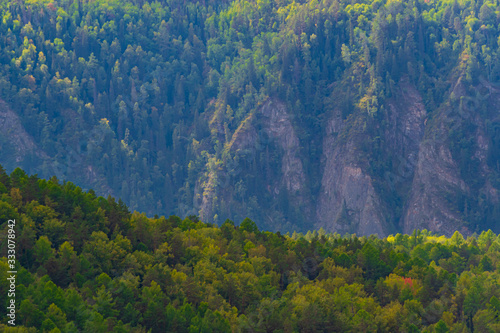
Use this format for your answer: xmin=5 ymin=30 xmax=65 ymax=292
xmin=0 ymin=99 xmax=113 ymax=198
xmin=199 ymin=99 xmax=311 ymax=230
xmin=0 ymin=100 xmax=47 ymax=167
xmin=4 ymin=78 xmax=499 ymax=237
xmin=226 ymin=99 xmax=307 ymax=194
xmin=315 ymin=78 xmax=427 ymax=236
xmin=259 ymin=100 xmax=307 ymax=195
xmin=213 ymin=76 xmax=500 ymax=237
xmin=315 ymin=108 xmax=387 ymax=236
xmin=402 ymin=77 xmax=500 ymax=237
xmin=213 ymin=79 xmax=431 ymax=236
xmin=402 ymin=136 xmax=469 ymax=236
xmin=384 ymin=79 xmax=427 ymax=182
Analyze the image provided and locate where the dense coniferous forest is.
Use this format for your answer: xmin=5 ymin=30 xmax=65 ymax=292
xmin=0 ymin=0 xmax=499 ymax=234
xmin=2 ymin=166 xmax=500 ymax=331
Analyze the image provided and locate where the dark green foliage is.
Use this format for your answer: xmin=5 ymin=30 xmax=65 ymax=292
xmin=0 ymin=0 xmax=497 ymax=234
xmin=1 ymin=167 xmax=500 ymax=331
xmin=239 ymin=217 xmax=258 ymax=233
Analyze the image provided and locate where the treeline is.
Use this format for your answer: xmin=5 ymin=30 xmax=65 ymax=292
xmin=1 ymin=0 xmax=500 ymax=230
xmin=1 ymin=166 xmax=500 ymax=332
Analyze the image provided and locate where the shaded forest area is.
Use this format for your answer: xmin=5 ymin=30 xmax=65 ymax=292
xmin=1 ymin=167 xmax=500 ymax=332
xmin=1 ymin=0 xmax=500 ymax=232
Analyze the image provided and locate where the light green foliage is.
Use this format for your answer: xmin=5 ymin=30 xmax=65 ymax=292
xmin=0 ymin=0 xmax=500 ymax=326
xmin=33 ymin=236 xmax=55 ymax=265
xmin=2 ymin=167 xmax=500 ymax=331
xmin=0 ymin=0 xmax=497 ymax=234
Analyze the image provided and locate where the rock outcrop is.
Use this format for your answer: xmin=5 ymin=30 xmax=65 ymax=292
xmin=0 ymin=100 xmax=47 ymax=166
xmin=315 ymin=78 xmax=427 ymax=236
xmin=316 ymin=108 xmax=386 ymax=236
xmin=402 ymin=77 xmax=500 ymax=237
xmin=207 ymin=76 xmax=500 ymax=237
xmin=213 ymin=99 xmax=310 ymax=229
xmin=0 ymin=99 xmax=113 ymax=199
xmin=259 ymin=100 xmax=306 ymax=194
xmin=402 ymin=137 xmax=469 ymax=236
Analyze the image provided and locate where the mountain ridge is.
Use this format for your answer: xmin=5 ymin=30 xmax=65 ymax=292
xmin=0 ymin=0 xmax=499 ymax=235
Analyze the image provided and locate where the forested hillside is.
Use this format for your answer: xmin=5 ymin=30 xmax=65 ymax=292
xmin=2 ymin=166 xmax=500 ymax=332
xmin=0 ymin=0 xmax=500 ymax=235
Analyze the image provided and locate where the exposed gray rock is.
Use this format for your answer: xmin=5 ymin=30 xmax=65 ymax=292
xmin=0 ymin=99 xmax=114 ymax=199
xmin=402 ymin=137 xmax=469 ymax=237
xmin=402 ymin=77 xmax=499 ymax=237
xmin=316 ymin=142 xmax=386 ymax=236
xmin=384 ymin=78 xmax=427 ymax=178
xmin=0 ymin=100 xmax=46 ymax=163
xmin=315 ymin=79 xmax=427 ymax=237
xmin=260 ymin=100 xmax=306 ymax=193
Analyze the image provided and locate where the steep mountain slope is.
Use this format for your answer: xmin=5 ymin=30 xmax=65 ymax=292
xmin=0 ymin=99 xmax=46 ymax=167
xmin=404 ymin=77 xmax=500 ymax=236
xmin=0 ymin=0 xmax=500 ymax=235
xmin=316 ymin=78 xmax=427 ymax=236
